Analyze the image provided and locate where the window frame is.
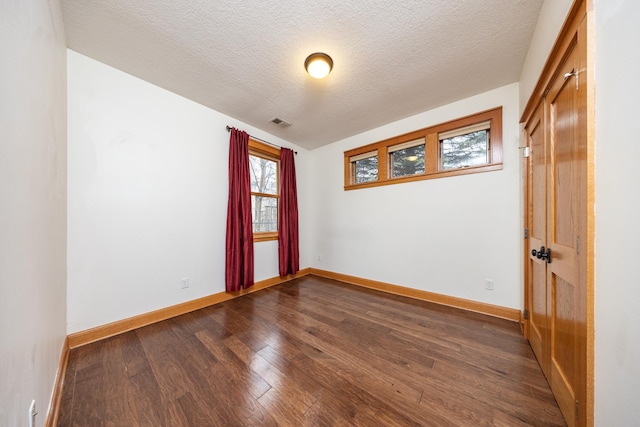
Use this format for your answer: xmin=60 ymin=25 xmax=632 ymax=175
xmin=344 ymin=107 xmax=503 ymax=190
xmin=248 ymin=139 xmax=280 ymax=242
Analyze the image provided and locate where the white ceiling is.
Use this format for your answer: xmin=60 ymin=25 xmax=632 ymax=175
xmin=61 ymin=0 xmax=543 ymax=150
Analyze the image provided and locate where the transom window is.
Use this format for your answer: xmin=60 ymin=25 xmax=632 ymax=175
xmin=249 ymin=140 xmax=280 ymax=241
xmin=344 ymin=107 xmax=502 ymax=190
xmin=389 ymin=138 xmax=426 ymax=178
xmin=349 ymin=151 xmax=378 ymax=183
xmin=439 ymin=121 xmax=490 ymax=170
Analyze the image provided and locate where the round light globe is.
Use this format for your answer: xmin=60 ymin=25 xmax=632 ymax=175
xmin=305 ymin=53 xmax=333 ymax=79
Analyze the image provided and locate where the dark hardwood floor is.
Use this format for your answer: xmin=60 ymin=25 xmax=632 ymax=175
xmin=58 ymin=275 xmax=565 ymax=426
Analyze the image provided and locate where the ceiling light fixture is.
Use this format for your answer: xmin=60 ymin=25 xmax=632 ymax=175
xmin=304 ymin=52 xmax=333 ymax=79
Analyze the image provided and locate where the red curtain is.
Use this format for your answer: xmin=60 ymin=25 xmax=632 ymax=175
xmin=225 ymin=128 xmax=254 ymax=292
xmin=278 ymin=148 xmax=299 ymax=276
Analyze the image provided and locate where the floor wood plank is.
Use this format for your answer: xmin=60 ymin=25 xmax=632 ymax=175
xmin=58 ymin=276 xmax=565 ymax=426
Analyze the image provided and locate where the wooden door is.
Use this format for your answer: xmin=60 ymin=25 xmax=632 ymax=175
xmin=525 ymin=103 xmax=548 ymax=373
xmin=524 ymin=31 xmax=588 ymax=427
xmin=546 ymin=37 xmax=587 ymax=426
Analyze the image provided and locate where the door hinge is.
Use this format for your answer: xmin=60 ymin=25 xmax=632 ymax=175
xmin=576 ymin=400 xmax=579 ymax=421
xmin=576 ymin=235 xmax=580 ymax=255
xmin=523 ymin=309 xmax=530 ymax=320
xmin=524 ymin=228 xmax=529 ymax=239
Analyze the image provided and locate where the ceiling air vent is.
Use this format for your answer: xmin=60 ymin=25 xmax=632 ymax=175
xmin=270 ymin=117 xmax=291 ymax=128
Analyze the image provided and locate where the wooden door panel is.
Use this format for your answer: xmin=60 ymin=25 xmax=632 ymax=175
xmin=552 ymin=274 xmax=578 ymax=378
xmin=551 ymin=66 xmax=578 ymax=250
xmin=528 ymin=259 xmax=546 ymax=367
xmin=531 ymin=117 xmax=546 ymax=242
xmin=550 ymin=273 xmax=578 ymax=425
xmin=525 ymin=105 xmax=547 ymax=371
xmin=546 ymin=39 xmax=582 ymax=427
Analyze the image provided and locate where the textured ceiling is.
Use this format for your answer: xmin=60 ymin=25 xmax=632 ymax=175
xmin=61 ymin=0 xmax=543 ymax=150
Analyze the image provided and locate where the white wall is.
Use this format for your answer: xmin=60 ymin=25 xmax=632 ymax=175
xmin=0 ymin=1 xmax=67 ymax=425
xmin=67 ymin=50 xmax=310 ymax=333
xmin=309 ymin=83 xmax=522 ymax=309
xmin=519 ymin=0 xmax=574 ymax=114
xmin=594 ymin=1 xmax=640 ymax=424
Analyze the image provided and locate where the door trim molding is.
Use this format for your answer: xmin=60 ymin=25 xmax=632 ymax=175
xmin=45 ymin=336 xmax=69 ymax=427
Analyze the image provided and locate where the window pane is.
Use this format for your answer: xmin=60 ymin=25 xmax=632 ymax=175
xmin=249 ymin=155 xmax=277 ymax=195
xmin=440 ymin=130 xmax=489 ymax=170
xmin=251 ymin=195 xmax=278 ymax=232
xmin=354 ymin=156 xmax=378 ymax=183
xmin=391 ymin=144 xmax=425 ymax=177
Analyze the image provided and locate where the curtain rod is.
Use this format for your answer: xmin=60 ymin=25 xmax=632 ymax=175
xmin=226 ymin=126 xmax=297 ymax=155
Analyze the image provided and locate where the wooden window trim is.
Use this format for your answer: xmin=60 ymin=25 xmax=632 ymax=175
xmin=249 ymin=139 xmax=280 ymax=242
xmin=344 ymin=107 xmax=503 ymax=190
xmin=253 ymin=231 xmax=278 ymax=243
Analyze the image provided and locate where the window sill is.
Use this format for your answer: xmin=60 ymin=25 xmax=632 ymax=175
xmin=254 ymin=232 xmax=278 ymax=242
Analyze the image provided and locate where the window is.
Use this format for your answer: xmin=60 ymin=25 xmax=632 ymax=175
xmin=249 ymin=140 xmax=280 ymax=241
xmin=439 ymin=121 xmax=490 ymax=170
xmin=389 ymin=138 xmax=425 ymax=178
xmin=349 ymin=151 xmax=378 ymax=183
xmin=344 ymin=107 xmax=502 ymax=190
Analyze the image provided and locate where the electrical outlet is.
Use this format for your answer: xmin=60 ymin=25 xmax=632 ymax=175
xmin=485 ymin=279 xmax=494 ymax=291
xmin=317 ymin=255 xmax=322 ymax=262
xmin=181 ymin=278 xmax=189 ymax=289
